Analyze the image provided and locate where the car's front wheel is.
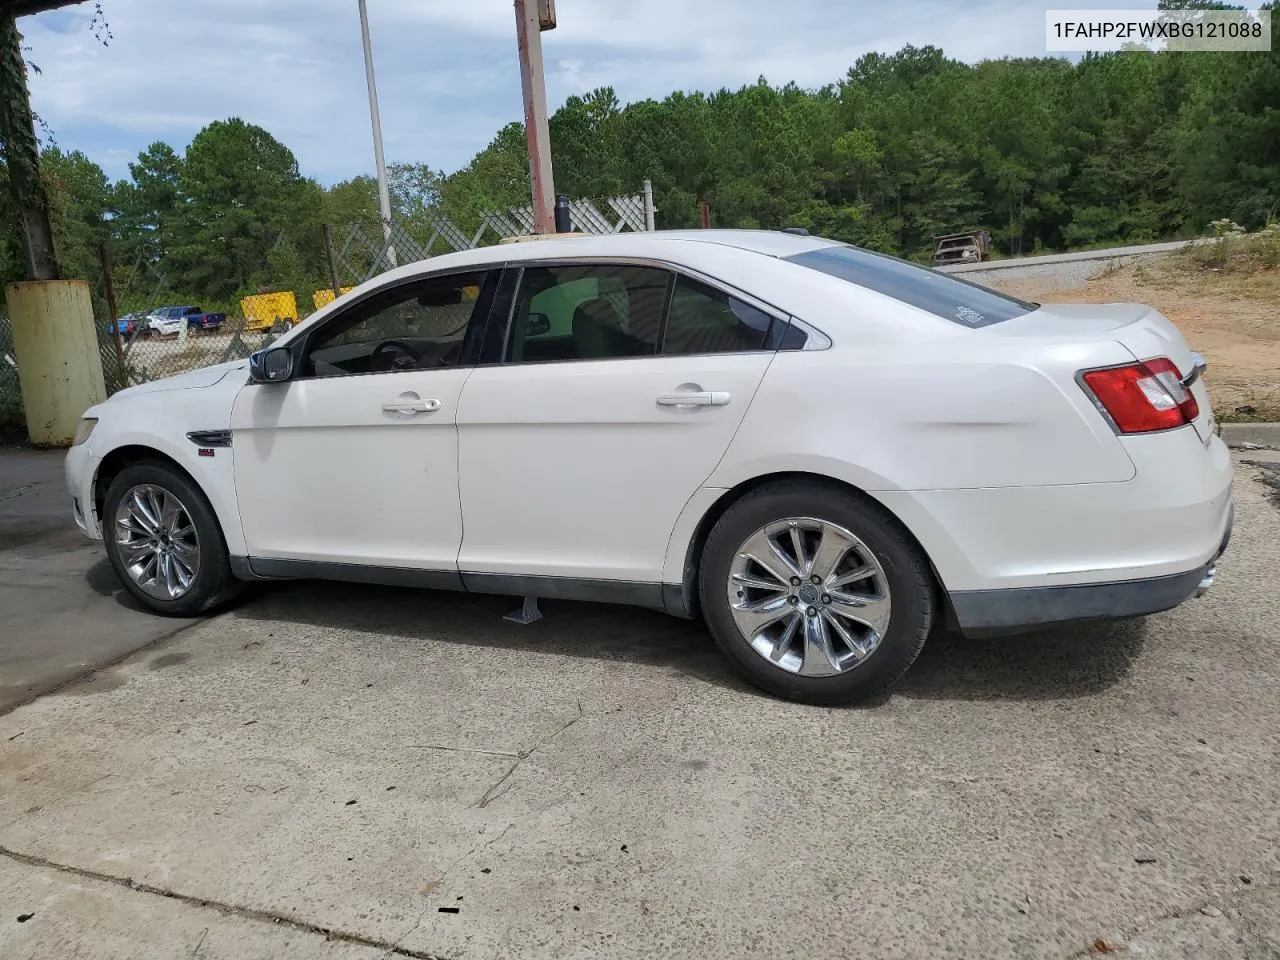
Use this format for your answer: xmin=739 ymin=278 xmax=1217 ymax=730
xmin=699 ymin=481 xmax=934 ymax=705
xmin=102 ymin=461 xmax=239 ymax=616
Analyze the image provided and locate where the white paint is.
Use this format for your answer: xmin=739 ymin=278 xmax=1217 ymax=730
xmin=65 ymin=230 xmax=1234 ymax=606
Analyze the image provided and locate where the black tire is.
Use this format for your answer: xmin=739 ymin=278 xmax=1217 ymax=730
xmin=698 ymin=481 xmax=934 ymax=705
xmin=102 ymin=461 xmax=241 ymax=617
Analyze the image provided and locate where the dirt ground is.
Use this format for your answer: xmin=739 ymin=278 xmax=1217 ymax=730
xmin=984 ymin=258 xmax=1280 ymax=421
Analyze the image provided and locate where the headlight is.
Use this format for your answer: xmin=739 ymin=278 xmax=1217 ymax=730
xmin=73 ymin=418 xmax=97 ymax=446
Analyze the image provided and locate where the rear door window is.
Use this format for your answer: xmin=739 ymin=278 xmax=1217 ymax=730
xmin=662 ymin=276 xmax=777 ymax=355
xmin=786 ymin=245 xmax=1037 ymax=328
xmin=507 ymin=264 xmax=669 ymax=363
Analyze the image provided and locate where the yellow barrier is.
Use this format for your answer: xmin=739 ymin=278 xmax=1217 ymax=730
xmin=312 ymin=286 xmax=354 ymax=311
xmin=240 ymin=291 xmax=299 ymax=332
xmin=5 ymin=279 xmax=106 ymax=447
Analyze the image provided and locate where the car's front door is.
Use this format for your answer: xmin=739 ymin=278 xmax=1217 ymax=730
xmin=455 ymin=261 xmax=786 ymax=585
xmin=230 ymin=268 xmax=498 ymax=576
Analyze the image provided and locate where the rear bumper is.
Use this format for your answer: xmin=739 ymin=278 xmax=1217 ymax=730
xmin=950 ymin=502 xmax=1233 ymax=636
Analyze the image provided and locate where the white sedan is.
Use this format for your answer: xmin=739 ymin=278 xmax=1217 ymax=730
xmin=65 ymin=230 xmax=1233 ymax=704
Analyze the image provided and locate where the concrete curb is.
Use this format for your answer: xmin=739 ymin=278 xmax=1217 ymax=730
xmin=1221 ymin=422 xmax=1280 ymax=449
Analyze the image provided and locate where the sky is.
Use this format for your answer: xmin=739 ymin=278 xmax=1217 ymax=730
xmin=19 ymin=0 xmax=1158 ymax=187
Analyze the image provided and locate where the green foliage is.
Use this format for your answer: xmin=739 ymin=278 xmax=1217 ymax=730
xmin=1183 ymin=220 xmax=1280 ymax=271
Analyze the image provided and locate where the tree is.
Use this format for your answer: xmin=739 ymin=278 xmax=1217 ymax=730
xmin=1173 ymin=6 xmax=1279 ymax=226
xmin=167 ymin=118 xmax=316 ymax=300
xmin=113 ymin=141 xmax=183 ymax=266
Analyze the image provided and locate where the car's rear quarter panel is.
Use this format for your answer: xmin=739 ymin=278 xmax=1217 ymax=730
xmin=676 ymin=255 xmax=1231 ymax=595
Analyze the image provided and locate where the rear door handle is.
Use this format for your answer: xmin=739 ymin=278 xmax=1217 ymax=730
xmin=382 ymin=397 xmax=441 ymax=415
xmin=656 ymin=391 xmax=731 ymax=408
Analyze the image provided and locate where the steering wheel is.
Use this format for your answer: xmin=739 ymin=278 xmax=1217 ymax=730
xmin=370 ymin=339 xmax=427 ymax=371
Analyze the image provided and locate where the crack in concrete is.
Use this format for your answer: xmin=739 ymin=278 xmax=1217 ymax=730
xmin=476 ymin=700 xmax=584 ymax=809
xmin=407 ymin=744 xmax=521 ymax=759
xmin=0 ymin=844 xmax=455 ymax=960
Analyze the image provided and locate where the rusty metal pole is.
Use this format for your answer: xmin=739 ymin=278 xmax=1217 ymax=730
xmin=514 ymin=0 xmax=556 ymax=234
xmin=98 ymin=243 xmax=126 ymax=385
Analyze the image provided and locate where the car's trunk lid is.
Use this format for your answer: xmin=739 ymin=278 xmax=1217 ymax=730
xmin=987 ymin=303 xmax=1214 ymax=443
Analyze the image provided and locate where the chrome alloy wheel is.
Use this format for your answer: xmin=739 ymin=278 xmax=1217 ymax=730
xmin=727 ymin=518 xmax=891 ymax=676
xmin=112 ymin=483 xmax=201 ymax=600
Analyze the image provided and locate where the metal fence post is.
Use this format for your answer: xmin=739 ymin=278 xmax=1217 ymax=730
xmin=98 ymin=243 xmax=127 ymax=388
xmin=323 ymin=224 xmax=342 ymax=297
xmin=643 ymin=179 xmax=656 ymax=232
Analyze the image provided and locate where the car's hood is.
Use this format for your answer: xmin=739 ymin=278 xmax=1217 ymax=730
xmin=108 ymin=359 xmax=248 ymax=401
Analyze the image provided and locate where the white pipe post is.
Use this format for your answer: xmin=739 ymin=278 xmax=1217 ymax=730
xmin=358 ymin=0 xmax=397 ymax=266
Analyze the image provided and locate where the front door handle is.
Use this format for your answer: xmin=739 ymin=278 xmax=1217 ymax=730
xmin=656 ymin=391 xmax=731 ymax=408
xmin=382 ymin=396 xmax=441 ymax=415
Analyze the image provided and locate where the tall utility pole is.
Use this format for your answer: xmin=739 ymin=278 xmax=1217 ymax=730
xmin=514 ymin=0 xmax=556 ymax=234
xmin=357 ymin=0 xmax=396 ymax=266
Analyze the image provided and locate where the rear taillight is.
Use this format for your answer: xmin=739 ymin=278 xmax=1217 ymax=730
xmin=1080 ymin=357 xmax=1199 ymax=433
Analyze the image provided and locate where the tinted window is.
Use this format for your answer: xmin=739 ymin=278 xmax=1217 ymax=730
xmin=662 ymin=276 xmax=774 ymax=355
xmin=305 ymin=271 xmax=492 ymax=377
xmin=786 ymin=245 xmax=1037 ymax=328
xmin=507 ymin=264 xmax=669 ymax=363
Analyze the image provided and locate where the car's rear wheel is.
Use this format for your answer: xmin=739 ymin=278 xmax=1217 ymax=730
xmin=699 ymin=481 xmax=934 ymax=705
xmin=103 ymin=462 xmax=239 ymax=617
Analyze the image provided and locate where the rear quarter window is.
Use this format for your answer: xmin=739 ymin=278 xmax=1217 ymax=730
xmin=786 ymin=245 xmax=1037 ymax=328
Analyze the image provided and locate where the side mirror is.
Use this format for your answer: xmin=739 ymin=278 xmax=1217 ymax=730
xmin=526 ymin=312 xmax=551 ymax=337
xmin=249 ymin=346 xmax=294 ymax=384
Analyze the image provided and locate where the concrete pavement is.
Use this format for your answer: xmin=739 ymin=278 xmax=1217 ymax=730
xmin=0 ymin=449 xmax=200 ymax=714
xmin=0 ymin=455 xmax=1277 ymax=958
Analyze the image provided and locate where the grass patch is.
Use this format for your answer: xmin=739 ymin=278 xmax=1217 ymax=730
xmin=1180 ymin=220 xmax=1280 ymax=274
xmin=1217 ymin=390 xmax=1280 ymax=423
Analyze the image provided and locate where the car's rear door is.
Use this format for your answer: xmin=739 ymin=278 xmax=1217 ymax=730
xmin=455 ymin=261 xmax=786 ymax=586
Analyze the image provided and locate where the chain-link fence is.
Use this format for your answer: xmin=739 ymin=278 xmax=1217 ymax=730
xmin=1 ymin=184 xmax=655 ymax=439
xmin=0 ymin=313 xmax=23 ymax=439
xmin=331 ymin=188 xmax=656 ymax=286
xmin=90 ymin=251 xmax=292 ymax=401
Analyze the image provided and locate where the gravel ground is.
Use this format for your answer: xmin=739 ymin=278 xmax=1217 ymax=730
xmin=957 ymin=257 xmax=1137 ymax=292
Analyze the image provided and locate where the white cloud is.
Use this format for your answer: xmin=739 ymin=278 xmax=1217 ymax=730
xmin=18 ymin=0 xmax=1159 ymax=185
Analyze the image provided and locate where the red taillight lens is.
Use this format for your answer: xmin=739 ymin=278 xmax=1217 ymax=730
xmin=1081 ymin=357 xmax=1199 ymax=433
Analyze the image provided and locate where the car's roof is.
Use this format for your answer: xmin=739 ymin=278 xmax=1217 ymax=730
xmin=374 ymin=229 xmax=842 ymax=281
xmin=497 ymin=228 xmax=839 ymax=260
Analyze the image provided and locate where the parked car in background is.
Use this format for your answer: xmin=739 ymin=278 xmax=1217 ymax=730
xmin=185 ymin=307 xmax=226 ymax=333
xmin=932 ymin=231 xmax=991 ymax=266
xmin=145 ymin=306 xmax=226 ymax=337
xmin=105 ymin=312 xmax=144 ymax=336
xmin=65 ymin=230 xmax=1232 ymax=706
